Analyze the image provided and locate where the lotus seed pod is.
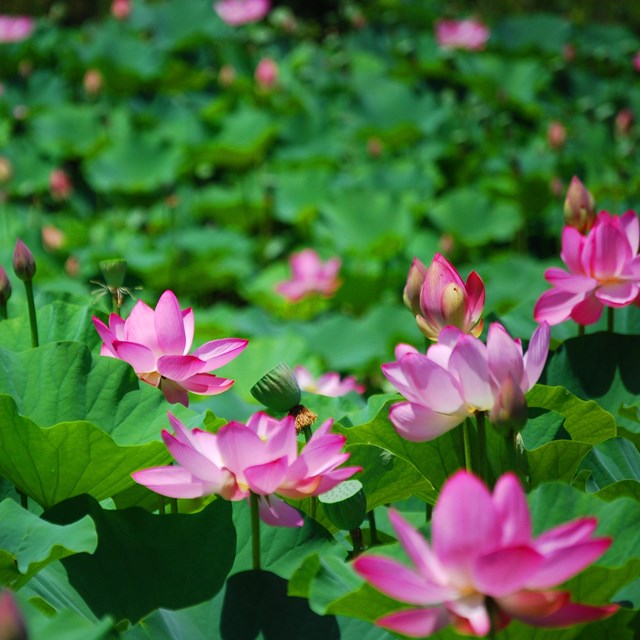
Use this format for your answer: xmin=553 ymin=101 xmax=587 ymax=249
xmin=319 ymin=479 xmax=366 ymax=531
xmin=250 ymin=362 xmax=301 ymax=412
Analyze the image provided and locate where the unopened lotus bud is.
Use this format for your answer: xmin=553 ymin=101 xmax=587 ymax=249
xmin=547 ymin=121 xmax=566 ymax=149
xmin=100 ymin=259 xmax=127 ymax=289
xmin=255 ymin=58 xmax=278 ymax=90
xmin=319 ymin=479 xmax=366 ymax=531
xmin=12 ymin=239 xmax=35 ymax=282
xmin=111 ymin=0 xmax=131 ymax=20
xmin=0 ymin=157 xmax=12 ymax=184
xmin=615 ymin=108 xmax=633 ymax=136
xmin=41 ymin=225 xmax=65 ymax=251
xmin=367 ymin=137 xmax=383 ymax=157
xmin=49 ymin=168 xmax=73 ymax=201
xmin=0 ymin=590 xmax=28 ymax=640
xmin=83 ymin=69 xmax=103 ymax=95
xmin=402 ymin=257 xmax=427 ymax=316
xmin=251 ymin=362 xmax=301 ymax=412
xmin=564 ymin=176 xmax=596 ymax=234
xmin=489 ymin=376 xmax=528 ymax=434
xmin=0 ymin=267 xmax=11 ymax=305
xmin=218 ymin=64 xmax=236 ymax=87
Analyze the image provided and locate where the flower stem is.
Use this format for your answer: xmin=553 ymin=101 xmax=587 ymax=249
xmin=23 ymin=280 xmax=38 ymax=348
xmin=0 ymin=302 xmax=7 ymax=320
xmin=170 ymin=498 xmax=179 ymax=514
xmin=607 ymin=307 xmax=614 ymax=333
xmin=158 ymin=496 xmax=166 ymax=515
xmin=476 ymin=411 xmax=488 ymax=485
xmin=250 ymin=492 xmax=261 ymax=570
xmin=367 ymin=510 xmax=379 ymax=546
xmin=504 ymin=429 xmax=518 ymax=475
xmin=462 ymin=419 xmax=474 ymax=473
xmin=350 ymin=527 xmax=364 ymax=557
xmin=578 ymin=324 xmax=585 ymax=337
xmin=425 ymin=502 xmax=433 ymax=522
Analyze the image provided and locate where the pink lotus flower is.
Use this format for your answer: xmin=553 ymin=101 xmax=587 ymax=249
xmin=214 ymin=0 xmax=270 ymax=25
xmin=435 ymin=19 xmax=489 ymax=51
xmin=295 ymin=366 xmax=365 ymax=397
xmin=255 ymin=57 xmax=278 ymax=89
xmin=275 ymin=249 xmax=341 ymax=302
xmin=563 ymin=176 xmax=596 ymax=234
xmin=0 ymin=16 xmax=34 ymax=43
xmin=403 ymin=254 xmax=485 ymax=341
xmin=111 ymin=0 xmax=132 ymax=20
xmin=92 ymin=290 xmax=248 ymax=406
xmin=633 ymin=52 xmax=640 ymax=73
xmin=534 ymin=211 xmax=640 ymax=326
xmin=0 ymin=589 xmax=27 ymax=640
xmin=133 ymin=412 xmax=360 ymax=526
xmin=353 ymin=471 xmax=617 ymax=637
xmin=382 ymin=322 xmax=550 ymax=441
xmin=49 ymin=168 xmax=73 ymax=201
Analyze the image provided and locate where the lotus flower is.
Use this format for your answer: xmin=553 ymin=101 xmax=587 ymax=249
xmin=435 ymin=19 xmax=489 ymax=51
xmin=403 ymin=254 xmax=485 ymax=341
xmin=295 ymin=366 xmax=365 ymax=397
xmin=255 ymin=57 xmax=278 ymax=89
xmin=133 ymin=412 xmax=360 ymax=527
xmin=382 ymin=322 xmax=550 ymax=441
xmin=92 ymin=290 xmax=248 ymax=406
xmin=0 ymin=590 xmax=27 ymax=640
xmin=353 ymin=471 xmax=617 ymax=637
xmin=214 ymin=0 xmax=270 ymax=25
xmin=275 ymin=249 xmax=341 ymax=302
xmin=111 ymin=0 xmax=131 ymax=20
xmin=0 ymin=16 xmax=34 ymax=43
xmin=534 ymin=211 xmax=640 ymax=326
xmin=563 ymin=176 xmax=596 ymax=234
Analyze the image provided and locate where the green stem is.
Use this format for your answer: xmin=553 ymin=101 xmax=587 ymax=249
xmin=367 ymin=510 xmax=379 ymax=546
xmin=250 ymin=492 xmax=261 ymax=570
xmin=170 ymin=498 xmax=179 ymax=515
xmin=302 ymin=426 xmax=312 ymax=443
xmin=24 ymin=280 xmax=38 ymax=348
xmin=607 ymin=307 xmax=614 ymax=333
xmin=18 ymin=489 xmax=28 ymax=509
xmin=350 ymin=527 xmax=364 ymax=557
xmin=158 ymin=496 xmax=166 ymax=515
xmin=578 ymin=324 xmax=585 ymax=337
xmin=425 ymin=502 xmax=433 ymax=522
xmin=504 ymin=429 xmax=518 ymax=475
xmin=476 ymin=411 xmax=488 ymax=485
xmin=0 ymin=301 xmax=6 ymax=320
xmin=462 ymin=419 xmax=474 ymax=473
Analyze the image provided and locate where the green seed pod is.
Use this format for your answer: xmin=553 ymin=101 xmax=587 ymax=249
xmin=99 ymin=259 xmax=127 ymax=289
xmin=319 ymin=480 xmax=366 ymax=531
xmin=250 ymin=362 xmax=301 ymax=412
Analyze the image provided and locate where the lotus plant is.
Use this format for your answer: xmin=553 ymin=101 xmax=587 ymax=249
xmin=295 ymin=366 xmax=365 ymax=397
xmin=403 ymin=254 xmax=485 ymax=341
xmin=93 ymin=290 xmax=248 ymax=406
xmin=534 ymin=210 xmax=640 ymax=327
xmin=353 ymin=471 xmax=617 ymax=637
xmin=276 ymin=249 xmax=341 ymax=302
xmin=435 ymin=18 xmax=489 ymax=51
xmin=132 ymin=412 xmax=360 ymax=527
xmin=382 ymin=322 xmax=550 ymax=442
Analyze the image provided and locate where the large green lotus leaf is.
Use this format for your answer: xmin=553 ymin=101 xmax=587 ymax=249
xmin=543 ymin=333 xmax=640 ymax=431
xmin=0 ymin=302 xmax=102 ymax=352
xmin=0 ymin=396 xmax=169 ymax=508
xmin=3 ymin=140 xmax=51 ymax=196
xmin=0 ymin=499 xmax=97 ymax=589
xmin=273 ymin=167 xmax=332 ymax=224
xmin=492 ymin=15 xmax=572 ymax=53
xmin=43 ymin=494 xmax=235 ymax=623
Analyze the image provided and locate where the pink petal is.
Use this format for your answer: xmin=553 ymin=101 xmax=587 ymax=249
xmin=473 ymin=546 xmax=543 ymax=597
xmin=497 ymin=589 xmax=568 ymax=618
xmin=307 ymin=466 xmax=361 ymax=495
xmin=401 ymin=354 xmax=464 ymax=413
xmin=132 ymin=466 xmax=217 ymax=499
xmin=560 ymin=227 xmax=586 ymax=275
xmin=522 ymin=322 xmax=550 ymax=391
xmin=381 ymin=361 xmax=420 ymax=404
xmin=154 ymin=290 xmax=187 ymax=355
xmin=244 ymin=457 xmax=289 ymax=494
xmin=432 ymin=471 xmax=500 ymax=581
xmin=124 ymin=300 xmax=159 ymax=351
xmin=161 ymin=430 xmax=225 ymax=483
xmin=376 ymin=607 xmax=450 ymax=638
xmin=596 ymin=281 xmax=638 ymax=306
xmin=486 ymin=323 xmax=524 ymax=391
xmin=179 ymin=373 xmax=234 ymax=395
xmin=389 ymin=402 xmax=463 ymax=442
xmin=352 ymin=556 xmax=448 ymax=606
xmin=448 ymin=335 xmax=493 ymax=410
xmin=570 ymin=293 xmax=603 ymax=325
xmin=514 ymin=598 xmax=618 ymax=628
xmin=620 ymin=210 xmax=639 ymax=253
xmin=182 ymin=308 xmax=194 ymax=352
xmin=159 ymin=378 xmax=189 ymax=406
xmin=192 ymin=338 xmax=249 ymax=368
xmin=583 ymin=223 xmax=631 ymax=280
xmin=544 ymin=268 xmax=598 ymax=293
xmin=157 ymin=355 xmax=207 ymax=381
xmin=257 ymin=495 xmax=303 ymax=527
xmin=216 ymin=422 xmax=266 ymax=476
xmin=492 ymin=472 xmax=531 ymax=545
xmin=534 ymin=288 xmax=586 ymax=326
xmin=465 ymin=270 xmax=485 ymax=325
xmin=112 ymin=340 xmax=157 ymax=373
xmin=447 ymin=594 xmax=491 ymax=636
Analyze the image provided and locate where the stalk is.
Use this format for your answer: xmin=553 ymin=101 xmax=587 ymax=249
xmin=607 ymin=307 xmax=614 ymax=333
xmin=24 ymin=280 xmax=39 ymax=348
xmin=476 ymin=411 xmax=488 ymax=485
xmin=250 ymin=492 xmax=261 ymax=570
xmin=462 ymin=419 xmax=474 ymax=473
xmin=367 ymin=510 xmax=379 ymax=546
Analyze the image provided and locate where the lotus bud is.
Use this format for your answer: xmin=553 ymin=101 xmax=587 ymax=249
xmin=615 ymin=108 xmax=633 ymax=136
xmin=563 ymin=176 xmax=596 ymax=234
xmin=255 ymin=58 xmax=278 ymax=90
xmin=0 ymin=590 xmax=27 ymax=640
xmin=547 ymin=121 xmax=566 ymax=149
xmin=250 ymin=362 xmax=301 ymax=412
xmin=489 ymin=375 xmax=528 ymax=434
xmin=0 ymin=157 xmax=12 ymax=184
xmin=0 ymin=266 xmax=11 ymax=305
xmin=12 ymin=239 xmax=35 ymax=282
xmin=83 ymin=69 xmax=103 ymax=96
xmin=402 ymin=257 xmax=427 ymax=316
xmin=49 ymin=168 xmax=73 ymax=201
xmin=100 ymin=259 xmax=127 ymax=289
xmin=218 ymin=64 xmax=236 ymax=87
xmin=319 ymin=479 xmax=366 ymax=531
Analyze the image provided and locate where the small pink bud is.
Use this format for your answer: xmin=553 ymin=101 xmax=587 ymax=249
xmin=255 ymin=57 xmax=278 ymax=90
xmin=563 ymin=176 xmax=596 ymax=234
xmin=489 ymin=375 xmax=528 ymax=434
xmin=12 ymin=239 xmax=35 ymax=282
xmin=0 ymin=157 xmax=12 ymax=184
xmin=633 ymin=52 xmax=640 ymax=73
xmin=615 ymin=108 xmax=633 ymax=136
xmin=549 ymin=176 xmax=564 ymax=198
xmin=41 ymin=225 xmax=65 ymax=251
xmin=547 ymin=121 xmax=566 ymax=149
xmin=0 ymin=590 xmax=27 ymax=640
xmin=65 ymin=256 xmax=80 ymax=278
xmin=402 ymin=257 xmax=427 ymax=316
xmin=83 ymin=69 xmax=103 ymax=95
xmin=563 ymin=43 xmax=576 ymax=62
xmin=111 ymin=0 xmax=132 ymax=20
xmin=49 ymin=168 xmax=73 ymax=201
xmin=0 ymin=16 xmax=34 ymax=43
xmin=218 ymin=64 xmax=236 ymax=87
xmin=0 ymin=266 xmax=11 ymax=305
xmin=366 ymin=137 xmax=383 ymax=157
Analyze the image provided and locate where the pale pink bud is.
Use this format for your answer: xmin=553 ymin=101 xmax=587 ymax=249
xmin=0 ymin=590 xmax=27 ymax=640
xmin=218 ymin=64 xmax=236 ymax=87
xmin=111 ymin=0 xmax=131 ymax=20
xmin=435 ymin=18 xmax=489 ymax=51
xmin=65 ymin=256 xmax=80 ymax=278
xmin=402 ymin=257 xmax=427 ymax=316
xmin=563 ymin=176 xmax=596 ymax=234
xmin=49 ymin=168 xmax=73 ymax=201
xmin=214 ymin=0 xmax=270 ymax=26
xmin=563 ymin=43 xmax=576 ymax=62
xmin=366 ymin=137 xmax=383 ymax=158
xmin=547 ymin=121 xmax=566 ymax=149
xmin=0 ymin=266 xmax=11 ymax=305
xmin=83 ymin=69 xmax=103 ymax=95
xmin=489 ymin=375 xmax=528 ymax=434
xmin=12 ymin=239 xmax=36 ymax=282
xmin=633 ymin=52 xmax=640 ymax=73
xmin=615 ymin=108 xmax=633 ymax=135
xmin=0 ymin=157 xmax=12 ymax=184
xmin=41 ymin=225 xmax=65 ymax=251
xmin=255 ymin=57 xmax=278 ymax=89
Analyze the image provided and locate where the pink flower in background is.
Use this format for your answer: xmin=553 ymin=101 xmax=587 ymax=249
xmin=547 ymin=121 xmax=567 ymax=150
xmin=255 ymin=57 xmax=278 ymax=89
xmin=633 ymin=52 xmax=640 ymax=73
xmin=276 ymin=249 xmax=341 ymax=302
xmin=382 ymin=322 xmax=549 ymax=442
xmin=0 ymin=16 xmax=34 ymax=43
xmin=354 ymin=470 xmax=616 ymax=637
xmin=0 ymin=590 xmax=27 ymax=640
xmin=93 ymin=290 xmax=248 ymax=406
xmin=534 ymin=211 xmax=640 ymax=326
xmin=295 ymin=366 xmax=365 ymax=397
xmin=111 ymin=0 xmax=132 ymax=20
xmin=49 ymin=168 xmax=73 ymax=201
xmin=214 ymin=0 xmax=270 ymax=25
xmin=133 ymin=412 xmax=360 ymax=527
xmin=403 ymin=254 xmax=485 ymax=341
xmin=435 ymin=19 xmax=489 ymax=51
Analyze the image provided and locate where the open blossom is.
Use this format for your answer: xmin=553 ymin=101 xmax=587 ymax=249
xmin=92 ymin=290 xmax=248 ymax=406
xmin=435 ymin=19 xmax=489 ymax=51
xmin=403 ymin=254 xmax=485 ymax=341
xmin=214 ymin=0 xmax=270 ymax=25
xmin=295 ymin=366 xmax=365 ymax=397
xmin=133 ymin=412 xmax=360 ymax=527
xmin=382 ymin=322 xmax=550 ymax=441
xmin=0 ymin=16 xmax=34 ymax=43
xmin=534 ymin=211 xmax=640 ymax=326
xmin=275 ymin=249 xmax=341 ymax=302
xmin=354 ymin=471 xmax=617 ymax=637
